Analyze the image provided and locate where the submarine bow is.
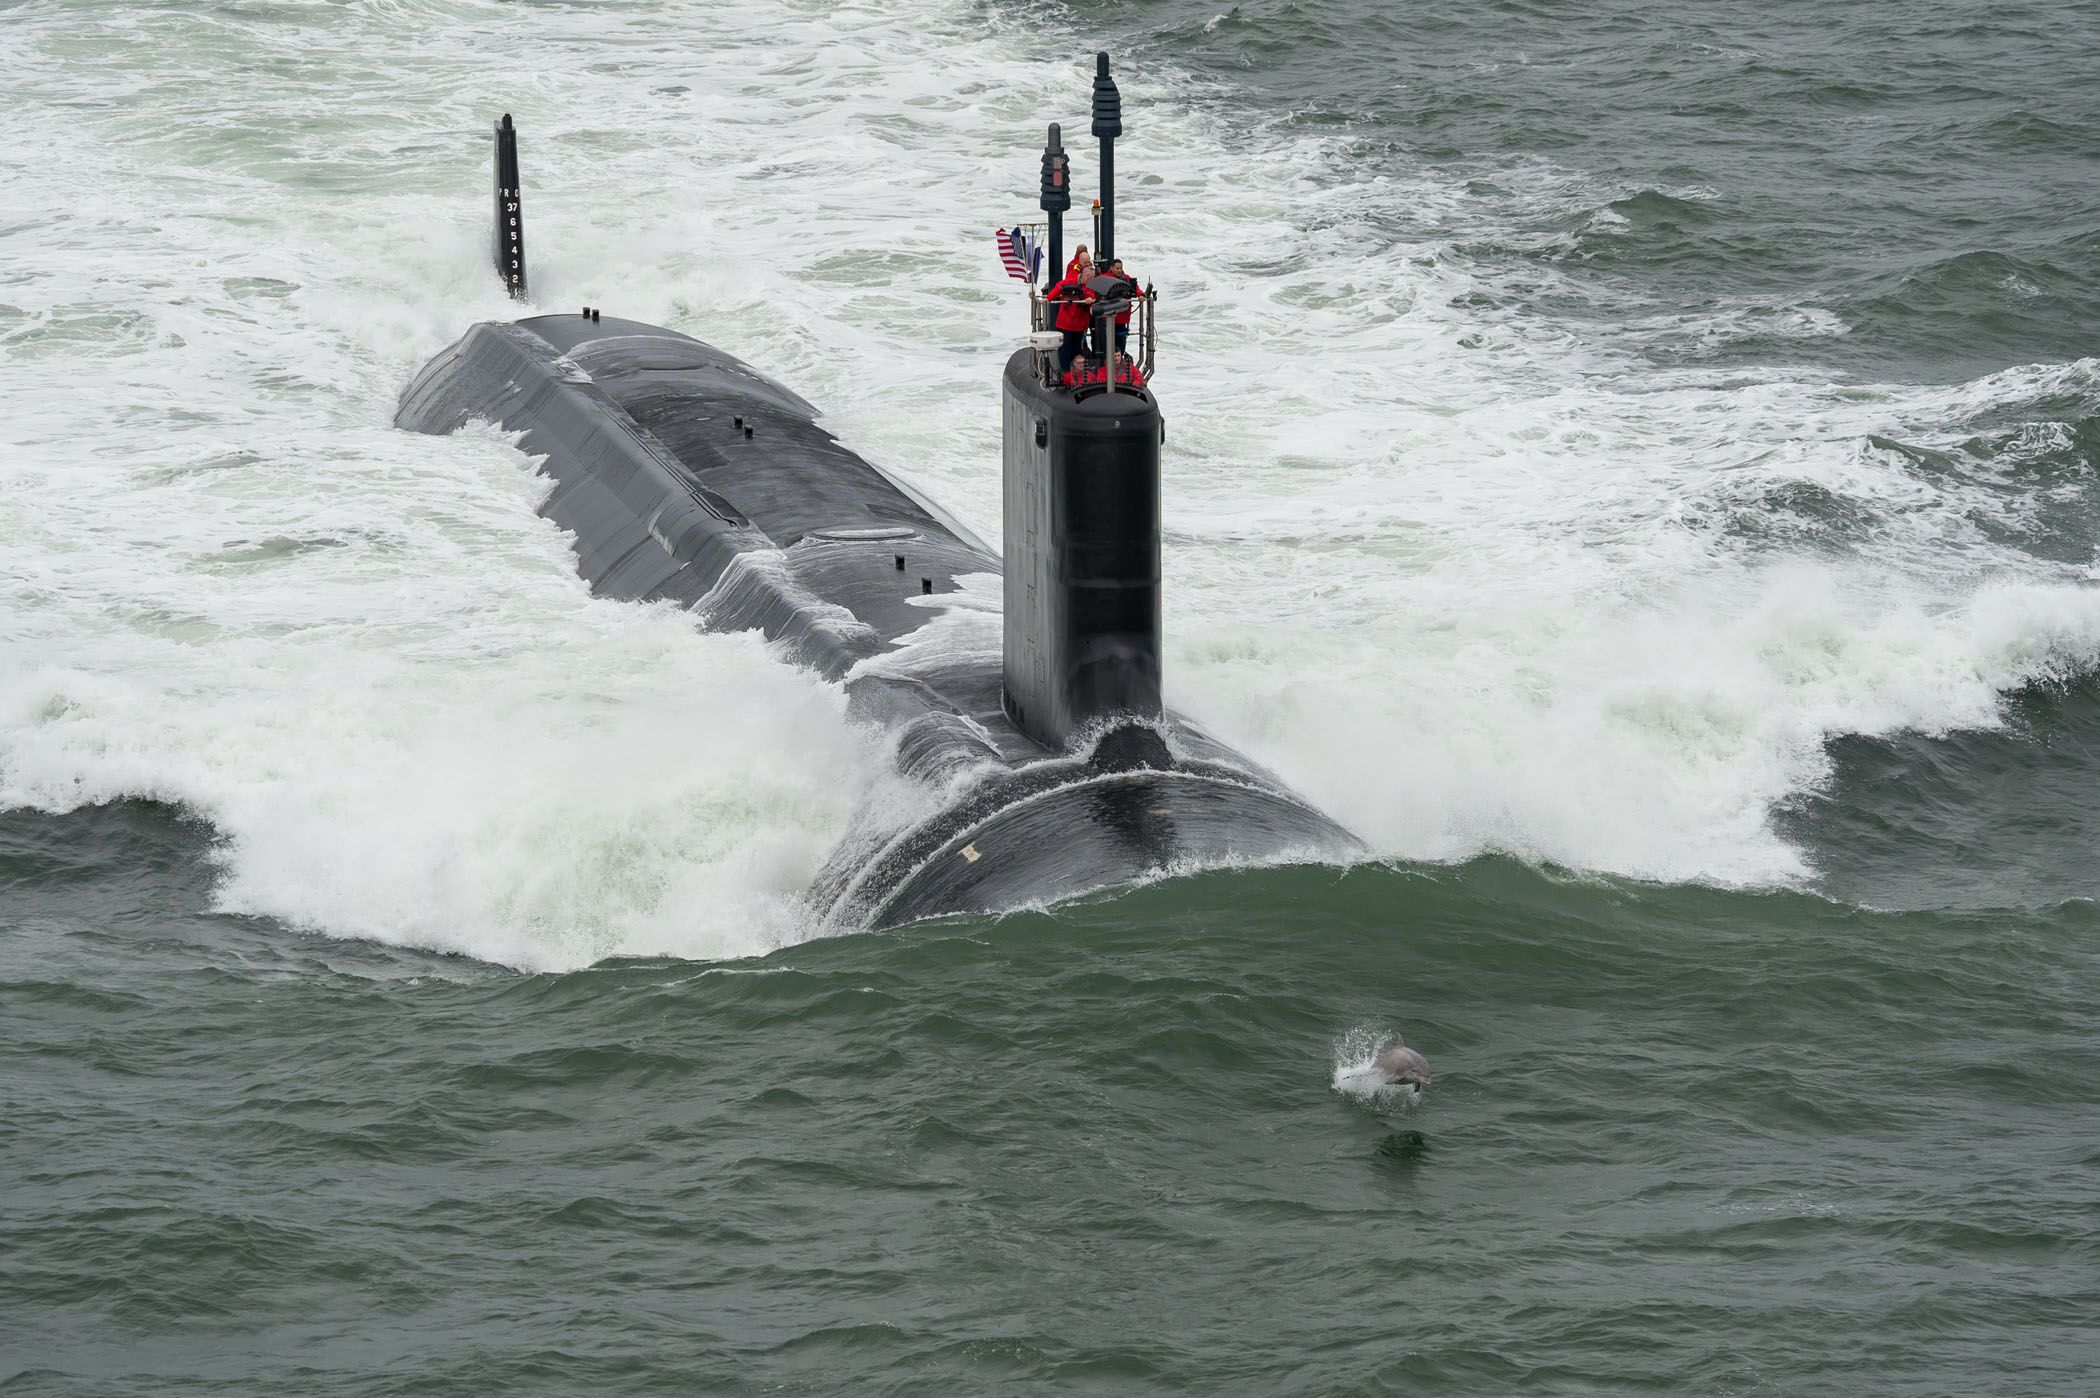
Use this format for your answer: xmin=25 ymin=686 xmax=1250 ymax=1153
xmin=397 ymin=70 xmax=1359 ymax=931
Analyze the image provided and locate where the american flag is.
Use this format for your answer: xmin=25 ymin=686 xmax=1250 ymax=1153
xmin=997 ymin=227 xmax=1037 ymax=283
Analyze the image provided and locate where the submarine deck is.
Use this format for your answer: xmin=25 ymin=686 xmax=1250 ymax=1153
xmin=518 ymin=313 xmax=984 ymax=555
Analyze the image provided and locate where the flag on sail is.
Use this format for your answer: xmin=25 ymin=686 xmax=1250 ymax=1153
xmin=997 ymin=227 xmax=1030 ymax=282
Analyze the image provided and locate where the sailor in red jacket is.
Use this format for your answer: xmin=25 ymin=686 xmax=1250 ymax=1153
xmin=1043 ymin=256 xmax=1096 ymax=381
xmin=1103 ymin=257 xmax=1138 ymax=356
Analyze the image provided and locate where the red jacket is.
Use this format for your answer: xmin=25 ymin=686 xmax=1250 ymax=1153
xmin=1045 ymin=275 xmax=1095 ymax=333
xmin=1110 ymin=272 xmax=1139 ymax=325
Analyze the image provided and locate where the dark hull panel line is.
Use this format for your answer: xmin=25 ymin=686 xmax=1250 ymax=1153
xmin=396 ymin=312 xmax=1359 ymax=928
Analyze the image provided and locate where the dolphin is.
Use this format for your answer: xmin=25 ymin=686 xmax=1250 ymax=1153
xmin=1374 ymin=1034 xmax=1433 ymax=1092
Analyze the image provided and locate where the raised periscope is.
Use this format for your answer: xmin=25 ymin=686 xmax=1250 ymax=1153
xmin=397 ymin=59 xmax=1359 ymax=930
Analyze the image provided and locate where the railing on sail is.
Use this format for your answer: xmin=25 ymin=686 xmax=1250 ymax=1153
xmin=1026 ymin=281 xmax=1157 ymax=394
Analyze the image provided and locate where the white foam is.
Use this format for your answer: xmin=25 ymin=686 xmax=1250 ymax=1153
xmin=6 ymin=0 xmax=2098 ymax=968
xmin=0 ymin=414 xmax=880 ymax=971
xmin=844 ymin=570 xmax=1003 ymax=685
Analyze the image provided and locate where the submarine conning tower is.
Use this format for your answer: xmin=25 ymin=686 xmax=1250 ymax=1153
xmin=1000 ymin=52 xmax=1165 ymax=755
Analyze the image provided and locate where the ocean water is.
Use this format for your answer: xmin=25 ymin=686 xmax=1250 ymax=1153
xmin=4 ymin=0 xmax=2098 ymax=1391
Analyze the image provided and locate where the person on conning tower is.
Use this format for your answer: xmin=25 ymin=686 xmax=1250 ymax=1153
xmin=1080 ymin=255 xmax=1138 ymax=365
xmin=1104 ymin=257 xmax=1137 ymax=356
xmin=1043 ymin=255 xmax=1097 ymax=382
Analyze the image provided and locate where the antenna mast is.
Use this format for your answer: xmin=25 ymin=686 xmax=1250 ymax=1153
xmin=492 ymin=114 xmax=527 ymax=299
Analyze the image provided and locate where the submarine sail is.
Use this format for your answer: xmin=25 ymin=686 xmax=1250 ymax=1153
xmin=397 ymin=58 xmax=1359 ymax=930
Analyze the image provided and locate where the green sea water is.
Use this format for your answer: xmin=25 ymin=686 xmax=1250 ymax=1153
xmin=5 ymin=0 xmax=2100 ymax=1392
xmin=10 ymin=802 xmax=2097 ymax=1393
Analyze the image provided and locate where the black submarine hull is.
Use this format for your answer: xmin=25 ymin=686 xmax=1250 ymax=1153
xmin=396 ymin=312 xmax=1358 ymax=929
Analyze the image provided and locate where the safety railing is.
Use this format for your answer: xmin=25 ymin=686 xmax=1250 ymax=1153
xmin=1027 ymin=283 xmax=1157 ymax=395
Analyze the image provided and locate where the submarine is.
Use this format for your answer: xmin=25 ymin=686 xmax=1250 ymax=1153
xmin=398 ymin=57 xmax=1360 ymax=930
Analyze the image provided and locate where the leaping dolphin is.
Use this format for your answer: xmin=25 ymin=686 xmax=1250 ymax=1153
xmin=1375 ymin=1035 xmax=1433 ymax=1092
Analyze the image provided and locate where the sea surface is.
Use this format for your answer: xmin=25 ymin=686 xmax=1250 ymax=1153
xmin=5 ymin=0 xmax=2099 ymax=1392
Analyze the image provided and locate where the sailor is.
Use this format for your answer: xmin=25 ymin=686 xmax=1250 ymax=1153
xmin=1043 ymin=257 xmax=1097 ymax=381
xmin=1064 ymin=243 xmax=1090 ymax=279
xmin=1105 ymin=258 xmax=1138 ymax=355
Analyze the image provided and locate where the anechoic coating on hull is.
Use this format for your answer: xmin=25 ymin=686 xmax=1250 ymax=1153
xmin=999 ymin=351 xmax=1165 ymax=752
xmin=396 ymin=313 xmax=1357 ymax=927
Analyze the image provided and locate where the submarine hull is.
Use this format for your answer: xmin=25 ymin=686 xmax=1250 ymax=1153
xmin=397 ymin=313 xmax=1357 ymax=929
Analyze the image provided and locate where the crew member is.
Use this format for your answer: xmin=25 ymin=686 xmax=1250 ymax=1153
xmin=1043 ymin=258 xmax=1096 ymax=381
xmin=1105 ymin=257 xmax=1138 ymax=357
xmin=1064 ymin=243 xmax=1090 ymax=279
